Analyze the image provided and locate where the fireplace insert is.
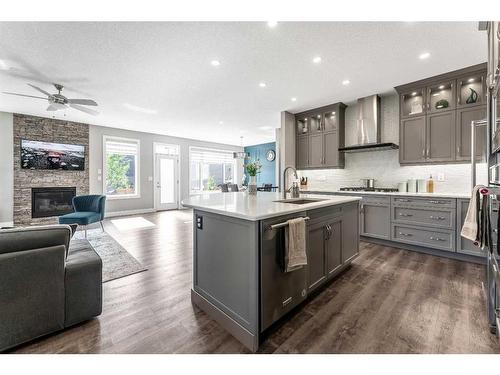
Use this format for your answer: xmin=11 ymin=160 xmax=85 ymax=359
xmin=31 ymin=187 xmax=76 ymax=218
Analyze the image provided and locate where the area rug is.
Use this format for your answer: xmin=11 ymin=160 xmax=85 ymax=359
xmin=73 ymin=228 xmax=147 ymax=283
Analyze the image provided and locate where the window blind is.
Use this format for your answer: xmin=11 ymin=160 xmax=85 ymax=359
xmin=105 ymin=138 xmax=139 ymax=155
xmin=190 ymin=147 xmax=234 ymax=163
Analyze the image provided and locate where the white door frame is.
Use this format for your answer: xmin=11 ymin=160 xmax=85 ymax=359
xmin=154 ymin=153 xmax=179 ymax=210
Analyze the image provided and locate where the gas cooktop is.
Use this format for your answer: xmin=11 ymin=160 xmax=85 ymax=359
xmin=339 ymin=187 xmax=399 ymax=193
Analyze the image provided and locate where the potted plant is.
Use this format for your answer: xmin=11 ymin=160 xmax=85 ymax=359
xmin=245 ymin=160 xmax=261 ymax=195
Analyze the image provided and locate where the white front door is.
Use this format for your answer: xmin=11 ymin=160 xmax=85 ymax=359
xmin=155 ymin=154 xmax=179 ymax=210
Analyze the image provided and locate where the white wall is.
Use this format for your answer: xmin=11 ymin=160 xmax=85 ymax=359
xmin=89 ymin=125 xmax=244 ymax=214
xmin=298 ymin=94 xmax=487 ymax=194
xmin=0 ymin=112 xmax=13 ymax=226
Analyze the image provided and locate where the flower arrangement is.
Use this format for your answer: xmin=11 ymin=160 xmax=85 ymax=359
xmin=245 ymin=160 xmax=262 ymax=177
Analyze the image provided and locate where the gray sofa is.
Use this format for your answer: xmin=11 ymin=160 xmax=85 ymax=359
xmin=0 ymin=225 xmax=102 ymax=352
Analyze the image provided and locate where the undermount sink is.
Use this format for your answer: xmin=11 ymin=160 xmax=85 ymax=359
xmin=273 ymin=198 xmax=327 ymax=205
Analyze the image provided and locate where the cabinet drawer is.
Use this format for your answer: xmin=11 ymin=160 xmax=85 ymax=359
xmin=361 ymin=195 xmax=391 ymax=206
xmin=392 ymin=224 xmax=454 ymax=252
xmin=392 ymin=196 xmax=455 ymax=208
xmin=392 ymin=206 xmax=455 ymax=229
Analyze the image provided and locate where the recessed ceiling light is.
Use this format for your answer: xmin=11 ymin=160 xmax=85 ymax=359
xmin=211 ymin=60 xmax=220 ymax=66
xmin=331 ymin=111 xmax=336 ymax=115
xmin=438 ymin=85 xmax=445 ymax=89
xmin=419 ymin=52 xmax=431 ymax=60
xmin=259 ymin=126 xmax=273 ymax=130
xmin=123 ymin=103 xmax=157 ymax=114
xmin=259 ymin=82 xmax=267 ymax=88
xmin=468 ymin=78 xmax=475 ymax=83
xmin=342 ymin=79 xmax=350 ymax=86
xmin=267 ymin=21 xmax=278 ymax=28
xmin=313 ymin=56 xmax=322 ymax=64
xmin=0 ymin=59 xmax=8 ymax=71
xmin=432 ymin=93 xmax=440 ymax=97
xmin=219 ymin=121 xmax=224 ymax=125
xmin=291 ymin=97 xmax=297 ymax=102
xmin=411 ymin=92 xmax=417 ymax=96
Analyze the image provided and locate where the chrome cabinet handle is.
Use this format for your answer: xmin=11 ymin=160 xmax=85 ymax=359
xmin=282 ymin=297 xmax=292 ymax=307
xmin=398 ymin=199 xmax=411 ymax=202
xmin=422 ymin=148 xmax=425 ymax=158
xmin=430 ymin=236 xmax=445 ymax=242
xmin=429 ymin=216 xmax=445 ymax=220
xmin=399 ymin=213 xmax=413 ymax=217
xmin=429 ymin=200 xmax=446 ymax=204
xmin=399 ymin=232 xmax=412 ymax=237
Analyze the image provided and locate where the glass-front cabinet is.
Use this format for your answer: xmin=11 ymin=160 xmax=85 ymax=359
xmin=309 ymin=114 xmax=323 ymax=134
xmin=296 ymin=117 xmax=309 ymax=135
xmin=323 ymin=110 xmax=337 ymax=132
xmin=427 ymin=81 xmax=455 ymax=113
xmin=457 ymin=73 xmax=486 ymax=108
xmin=401 ymin=88 xmax=426 ymax=118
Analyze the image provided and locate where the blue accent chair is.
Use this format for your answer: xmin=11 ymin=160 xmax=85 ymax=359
xmin=58 ymin=195 xmax=106 ymax=238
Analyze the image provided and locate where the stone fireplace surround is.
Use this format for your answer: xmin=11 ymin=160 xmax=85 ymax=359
xmin=13 ymin=114 xmax=90 ymax=226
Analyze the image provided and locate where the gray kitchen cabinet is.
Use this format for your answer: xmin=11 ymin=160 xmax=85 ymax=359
xmin=426 ymin=110 xmax=456 ymax=162
xmin=308 ymin=133 xmax=324 ymax=168
xmin=341 ymin=202 xmax=360 ymax=263
xmin=456 ymin=198 xmax=483 ymax=256
xmin=307 ymin=220 xmax=328 ymax=292
xmin=360 ymin=196 xmax=391 ymax=240
xmin=400 ymin=116 xmax=426 ymax=164
xmin=396 ymin=63 xmax=487 ymax=165
xmin=323 ymin=131 xmax=340 ymax=167
xmin=296 ymin=136 xmax=309 ymax=169
xmin=456 ymin=105 xmax=487 ymax=161
xmin=392 ymin=224 xmax=455 ymax=252
xmin=326 ymin=219 xmax=342 ymax=277
xmin=293 ymin=102 xmax=346 ymax=170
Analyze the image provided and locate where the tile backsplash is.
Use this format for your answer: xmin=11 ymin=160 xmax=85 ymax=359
xmin=297 ymin=93 xmax=487 ymax=194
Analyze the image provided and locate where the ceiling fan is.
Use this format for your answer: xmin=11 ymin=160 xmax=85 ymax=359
xmin=2 ymin=83 xmax=99 ymax=115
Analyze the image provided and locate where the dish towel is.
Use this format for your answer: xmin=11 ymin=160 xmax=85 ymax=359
xmin=461 ymin=185 xmax=485 ymax=243
xmin=285 ymin=217 xmax=308 ymax=272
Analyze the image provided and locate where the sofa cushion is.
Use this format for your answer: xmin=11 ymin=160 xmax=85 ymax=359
xmin=59 ymin=212 xmax=101 ymax=226
xmin=64 ymin=239 xmax=102 ymax=327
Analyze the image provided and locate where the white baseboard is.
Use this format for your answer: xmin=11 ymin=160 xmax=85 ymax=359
xmin=105 ymin=208 xmax=156 ymax=218
xmin=0 ymin=221 xmax=14 ymax=227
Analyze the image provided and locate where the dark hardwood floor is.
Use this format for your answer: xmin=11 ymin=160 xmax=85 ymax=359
xmin=11 ymin=210 xmax=500 ymax=353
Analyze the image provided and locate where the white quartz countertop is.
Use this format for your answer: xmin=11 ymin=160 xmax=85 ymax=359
xmin=303 ymin=190 xmax=472 ymax=199
xmin=181 ymin=192 xmax=361 ymax=221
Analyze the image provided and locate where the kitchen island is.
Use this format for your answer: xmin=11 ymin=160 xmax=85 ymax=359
xmin=181 ymin=192 xmax=361 ymax=351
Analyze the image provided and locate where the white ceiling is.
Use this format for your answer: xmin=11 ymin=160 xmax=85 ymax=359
xmin=0 ymin=22 xmax=487 ymax=146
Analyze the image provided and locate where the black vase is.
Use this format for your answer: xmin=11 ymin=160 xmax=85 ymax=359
xmin=465 ymin=88 xmax=478 ymax=104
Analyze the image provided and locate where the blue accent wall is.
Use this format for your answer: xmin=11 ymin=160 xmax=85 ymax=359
xmin=244 ymin=142 xmax=276 ymax=186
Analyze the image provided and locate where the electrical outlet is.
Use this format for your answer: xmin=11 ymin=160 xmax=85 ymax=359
xmin=97 ymin=175 xmax=102 ymax=181
xmin=318 ymin=175 xmax=327 ymax=182
xmin=437 ymin=173 xmax=445 ymax=182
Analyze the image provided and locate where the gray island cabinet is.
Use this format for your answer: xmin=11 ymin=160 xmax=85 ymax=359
xmin=182 ymin=192 xmax=361 ymax=352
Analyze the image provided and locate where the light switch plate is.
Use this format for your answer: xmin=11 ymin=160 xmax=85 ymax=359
xmin=97 ymin=176 xmax=102 ymax=181
xmin=97 ymin=169 xmax=102 ymax=175
xmin=318 ymin=175 xmax=327 ymax=182
xmin=148 ymin=176 xmax=153 ymax=182
xmin=437 ymin=173 xmax=445 ymax=181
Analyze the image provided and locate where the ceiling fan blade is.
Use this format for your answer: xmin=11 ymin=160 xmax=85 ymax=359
xmin=69 ymin=103 xmax=99 ymax=116
xmin=67 ymin=98 xmax=98 ymax=106
xmin=27 ymin=83 xmax=51 ymax=97
xmin=2 ymin=92 xmax=47 ymax=100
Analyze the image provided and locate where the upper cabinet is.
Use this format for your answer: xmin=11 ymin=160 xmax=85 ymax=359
xmin=294 ymin=102 xmax=346 ymax=170
xmin=396 ymin=63 xmax=487 ymax=165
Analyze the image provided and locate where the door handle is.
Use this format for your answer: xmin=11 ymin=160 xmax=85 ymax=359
xmin=282 ymin=297 xmax=293 ymax=307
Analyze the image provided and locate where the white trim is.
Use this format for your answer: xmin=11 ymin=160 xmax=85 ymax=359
xmin=104 ymin=208 xmax=156 ymax=218
xmin=103 ymin=135 xmax=141 ymax=199
xmin=0 ymin=221 xmax=14 ymax=227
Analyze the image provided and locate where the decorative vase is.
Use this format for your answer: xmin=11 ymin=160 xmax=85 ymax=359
xmin=465 ymin=88 xmax=478 ymax=104
xmin=435 ymin=99 xmax=449 ymax=109
xmin=248 ymin=175 xmax=257 ymax=195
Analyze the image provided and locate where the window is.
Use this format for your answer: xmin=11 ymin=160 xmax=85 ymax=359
xmin=189 ymin=147 xmax=236 ymax=194
xmin=104 ymin=136 xmax=140 ymax=198
xmin=154 ymin=143 xmax=179 ymax=156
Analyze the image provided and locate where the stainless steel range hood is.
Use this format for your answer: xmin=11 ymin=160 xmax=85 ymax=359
xmin=338 ymin=94 xmax=399 ymax=153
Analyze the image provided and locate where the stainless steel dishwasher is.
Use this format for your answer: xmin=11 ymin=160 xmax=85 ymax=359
xmin=260 ymin=213 xmax=308 ymax=332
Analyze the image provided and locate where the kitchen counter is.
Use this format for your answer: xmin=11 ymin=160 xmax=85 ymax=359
xmin=186 ymin=191 xmax=360 ymax=352
xmin=302 ymin=190 xmax=472 ymax=199
xmin=181 ymin=191 xmax=361 ymax=221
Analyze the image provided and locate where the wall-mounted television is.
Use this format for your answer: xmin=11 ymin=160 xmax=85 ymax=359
xmin=21 ymin=140 xmax=85 ymax=170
